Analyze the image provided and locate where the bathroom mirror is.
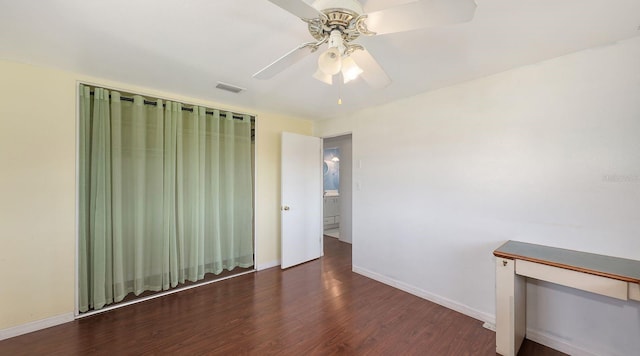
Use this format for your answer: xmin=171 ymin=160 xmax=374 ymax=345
xmin=323 ymin=147 xmax=340 ymax=195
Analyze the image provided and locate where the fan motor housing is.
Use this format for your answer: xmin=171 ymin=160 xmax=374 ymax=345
xmin=309 ymin=0 xmax=365 ymax=42
xmin=312 ymin=0 xmax=364 ymax=15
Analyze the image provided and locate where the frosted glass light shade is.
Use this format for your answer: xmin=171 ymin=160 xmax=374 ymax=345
xmin=313 ymin=68 xmax=333 ymax=85
xmin=341 ymin=56 xmax=363 ymax=83
xmin=318 ymin=47 xmax=342 ymax=75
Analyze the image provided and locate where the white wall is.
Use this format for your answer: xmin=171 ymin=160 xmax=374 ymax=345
xmin=315 ymin=36 xmax=640 ymax=356
xmin=324 ymin=134 xmax=353 ymax=244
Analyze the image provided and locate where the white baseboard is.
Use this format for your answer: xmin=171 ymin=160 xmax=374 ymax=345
xmin=0 ymin=313 xmax=74 ymax=341
xmin=0 ymin=266 xmax=602 ymax=355
xmin=256 ymin=260 xmax=280 ymax=271
xmin=352 ymin=265 xmax=601 ymax=356
xmin=352 ymin=265 xmax=495 ymax=325
xmin=526 ymin=328 xmax=598 ymax=356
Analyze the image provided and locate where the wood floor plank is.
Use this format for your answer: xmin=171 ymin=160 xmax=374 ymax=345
xmin=0 ymin=237 xmax=565 ymax=355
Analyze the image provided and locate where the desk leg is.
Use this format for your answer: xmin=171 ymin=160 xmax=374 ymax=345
xmin=496 ymin=258 xmax=526 ymax=356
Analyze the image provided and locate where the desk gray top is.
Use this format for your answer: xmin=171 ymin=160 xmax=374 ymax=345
xmin=494 ymin=240 xmax=640 ymax=284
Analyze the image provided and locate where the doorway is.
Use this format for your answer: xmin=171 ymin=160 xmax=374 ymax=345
xmin=322 ymin=134 xmax=352 ymax=245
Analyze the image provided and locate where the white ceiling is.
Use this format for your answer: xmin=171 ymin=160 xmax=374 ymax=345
xmin=1 ymin=0 xmax=639 ymax=120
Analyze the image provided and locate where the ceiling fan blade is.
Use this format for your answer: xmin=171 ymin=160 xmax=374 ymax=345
xmin=267 ymin=0 xmax=323 ymax=19
xmin=366 ymin=0 xmax=477 ymax=35
xmin=350 ymin=49 xmax=391 ymax=89
xmin=361 ymin=0 xmax=418 ymax=13
xmin=253 ymin=44 xmax=315 ymax=79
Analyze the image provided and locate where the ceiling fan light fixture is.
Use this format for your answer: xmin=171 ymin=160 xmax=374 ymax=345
xmin=313 ymin=68 xmax=333 ymax=85
xmin=341 ymin=56 xmax=363 ymax=83
xmin=257 ymin=0 xmax=478 ymax=90
xmin=318 ymin=46 xmax=342 ymax=75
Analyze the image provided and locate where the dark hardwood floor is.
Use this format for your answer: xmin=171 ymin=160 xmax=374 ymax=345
xmin=0 ymin=237 xmax=565 ymax=355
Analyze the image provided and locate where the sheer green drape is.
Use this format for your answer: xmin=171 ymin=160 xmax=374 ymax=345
xmin=79 ymin=84 xmax=254 ymax=312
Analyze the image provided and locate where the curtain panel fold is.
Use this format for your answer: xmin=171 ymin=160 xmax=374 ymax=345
xmin=78 ymin=84 xmax=253 ymax=312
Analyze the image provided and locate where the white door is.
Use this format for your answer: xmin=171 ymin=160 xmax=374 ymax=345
xmin=281 ymin=132 xmax=322 ymax=269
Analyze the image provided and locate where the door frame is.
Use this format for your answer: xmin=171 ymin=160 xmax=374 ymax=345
xmin=321 ymin=132 xmax=353 ymax=246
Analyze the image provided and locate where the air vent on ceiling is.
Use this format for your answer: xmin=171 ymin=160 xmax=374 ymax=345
xmin=215 ymin=82 xmax=245 ymax=94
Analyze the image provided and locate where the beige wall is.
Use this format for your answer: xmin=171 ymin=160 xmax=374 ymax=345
xmin=255 ymin=117 xmax=313 ymax=268
xmin=0 ymin=59 xmax=312 ymax=331
xmin=0 ymin=60 xmax=77 ymax=330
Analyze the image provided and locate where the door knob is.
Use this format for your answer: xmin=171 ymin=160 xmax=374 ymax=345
xmin=282 ymin=206 xmax=290 ymax=211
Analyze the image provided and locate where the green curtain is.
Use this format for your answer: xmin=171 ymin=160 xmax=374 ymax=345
xmin=79 ymin=84 xmax=253 ymax=312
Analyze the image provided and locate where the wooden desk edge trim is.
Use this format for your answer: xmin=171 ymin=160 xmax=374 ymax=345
xmin=493 ymin=251 xmax=640 ymax=284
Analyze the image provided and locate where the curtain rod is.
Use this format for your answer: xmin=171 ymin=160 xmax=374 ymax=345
xmin=88 ymin=91 xmax=255 ymax=122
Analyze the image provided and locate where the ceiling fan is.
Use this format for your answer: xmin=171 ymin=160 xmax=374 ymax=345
xmin=253 ymin=0 xmax=477 ymax=88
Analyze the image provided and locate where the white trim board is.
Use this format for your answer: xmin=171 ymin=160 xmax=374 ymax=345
xmin=0 ymin=313 xmax=74 ymax=341
xmin=2 ymin=265 xmax=598 ymax=355
xmin=256 ymin=260 xmax=280 ymax=271
xmin=78 ymin=269 xmax=256 ymax=319
xmin=526 ymin=328 xmax=599 ymax=356
xmin=352 ymin=265 xmax=495 ymax=325
xmin=352 ymin=265 xmax=600 ymax=356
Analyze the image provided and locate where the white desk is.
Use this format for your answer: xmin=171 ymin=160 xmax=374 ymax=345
xmin=493 ymin=241 xmax=640 ymax=356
